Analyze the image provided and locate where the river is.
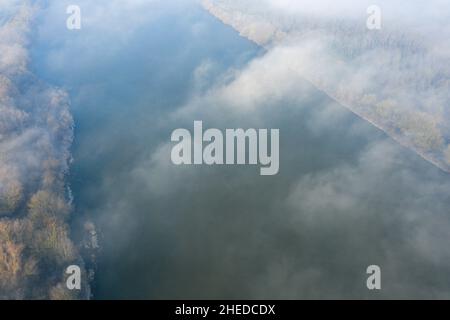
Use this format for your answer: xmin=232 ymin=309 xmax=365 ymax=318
xmin=30 ymin=1 xmax=450 ymax=299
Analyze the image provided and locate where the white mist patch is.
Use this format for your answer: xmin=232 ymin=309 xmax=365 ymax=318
xmin=171 ymin=121 xmax=279 ymax=175
xmin=202 ymin=0 xmax=450 ymax=174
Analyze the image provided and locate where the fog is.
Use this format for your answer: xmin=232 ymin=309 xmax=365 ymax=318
xmin=2 ymin=0 xmax=450 ymax=299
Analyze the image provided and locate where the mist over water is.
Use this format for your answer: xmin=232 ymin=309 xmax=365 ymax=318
xmin=29 ymin=1 xmax=450 ymax=299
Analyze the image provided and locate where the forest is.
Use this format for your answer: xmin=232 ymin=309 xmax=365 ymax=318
xmin=0 ymin=4 xmax=90 ymax=299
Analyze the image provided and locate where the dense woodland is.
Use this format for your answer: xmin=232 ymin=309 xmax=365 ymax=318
xmin=203 ymin=0 xmax=450 ymax=172
xmin=0 ymin=5 xmax=90 ymax=299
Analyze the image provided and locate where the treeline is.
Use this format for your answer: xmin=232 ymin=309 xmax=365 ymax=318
xmin=0 ymin=5 xmax=90 ymax=299
xmin=203 ymin=0 xmax=450 ymax=172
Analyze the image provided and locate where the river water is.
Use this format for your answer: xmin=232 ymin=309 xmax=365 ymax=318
xmin=30 ymin=1 xmax=450 ymax=299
